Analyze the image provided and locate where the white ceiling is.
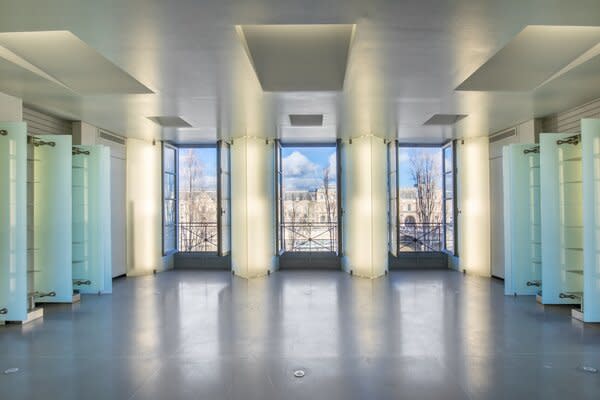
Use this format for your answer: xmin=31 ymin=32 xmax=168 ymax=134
xmin=0 ymin=0 xmax=600 ymax=144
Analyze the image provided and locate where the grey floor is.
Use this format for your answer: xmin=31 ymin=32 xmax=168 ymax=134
xmin=1 ymin=269 xmax=600 ymax=400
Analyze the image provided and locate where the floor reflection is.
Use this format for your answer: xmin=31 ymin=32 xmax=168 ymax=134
xmin=2 ymin=269 xmax=600 ymax=400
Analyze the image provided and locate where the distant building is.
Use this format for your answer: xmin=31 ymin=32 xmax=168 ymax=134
xmin=398 ymin=187 xmax=442 ymax=225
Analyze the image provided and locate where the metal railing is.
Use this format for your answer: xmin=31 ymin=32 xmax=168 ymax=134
xmin=178 ymin=221 xmax=218 ymax=252
xmin=281 ymin=222 xmax=337 ymax=252
xmin=399 ymin=222 xmax=443 ymax=252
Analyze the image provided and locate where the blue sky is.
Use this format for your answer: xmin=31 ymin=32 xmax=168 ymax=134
xmin=398 ymin=147 xmax=442 ymax=189
xmin=177 ymin=146 xmax=441 ymax=191
xmin=282 ymin=146 xmax=336 ymax=191
xmin=178 ymin=147 xmax=217 ymax=190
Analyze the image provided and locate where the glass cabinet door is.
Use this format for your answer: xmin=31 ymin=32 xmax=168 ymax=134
xmin=0 ymin=122 xmax=27 ymax=321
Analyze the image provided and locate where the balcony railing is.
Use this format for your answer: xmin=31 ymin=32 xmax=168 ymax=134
xmin=398 ymin=222 xmax=443 ymax=252
xmin=281 ymin=222 xmax=337 ymax=252
xmin=178 ymin=221 xmax=218 ymax=252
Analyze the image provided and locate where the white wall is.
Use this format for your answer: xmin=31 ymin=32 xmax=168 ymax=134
xmin=456 ymin=136 xmax=491 ymax=276
xmin=488 ymin=120 xmax=539 ymax=278
xmin=126 ymin=138 xmax=170 ymax=276
xmin=0 ymin=91 xmax=22 ymax=121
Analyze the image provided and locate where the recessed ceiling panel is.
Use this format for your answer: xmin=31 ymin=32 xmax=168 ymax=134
xmin=456 ymin=26 xmax=600 ymax=92
xmin=0 ymin=31 xmax=153 ymax=95
xmin=0 ymin=54 xmax=78 ymax=109
xmin=534 ymin=52 xmax=600 ymax=115
xmin=238 ymin=24 xmax=354 ymax=91
xmin=423 ymin=114 xmax=468 ymax=126
xmin=147 ymin=116 xmax=192 ymax=128
xmin=289 ymin=114 xmax=323 ymax=126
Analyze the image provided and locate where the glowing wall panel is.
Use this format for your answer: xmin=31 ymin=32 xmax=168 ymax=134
xmin=581 ymin=119 xmax=600 ymax=322
xmin=72 ymin=145 xmax=112 ymax=294
xmin=456 ymin=137 xmax=490 ymax=276
xmin=126 ymin=139 xmax=162 ymax=276
xmin=340 ymin=136 xmax=388 ymax=278
xmin=34 ymin=135 xmax=73 ymax=303
xmin=230 ymin=137 xmax=276 ymax=278
xmin=503 ymin=144 xmax=541 ymax=295
xmin=540 ymin=133 xmax=578 ymax=304
xmin=0 ymin=122 xmax=27 ymax=322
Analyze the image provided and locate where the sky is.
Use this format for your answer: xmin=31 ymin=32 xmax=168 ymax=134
xmin=178 ymin=147 xmax=217 ymax=190
xmin=398 ymin=147 xmax=443 ymax=189
xmin=177 ymin=145 xmax=442 ymax=192
xmin=282 ymin=146 xmax=337 ymax=191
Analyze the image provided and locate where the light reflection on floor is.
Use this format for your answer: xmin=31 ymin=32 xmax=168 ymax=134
xmin=1 ymin=269 xmax=599 ymax=400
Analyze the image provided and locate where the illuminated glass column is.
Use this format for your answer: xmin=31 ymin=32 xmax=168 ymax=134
xmin=126 ymin=139 xmax=162 ymax=276
xmin=340 ymin=135 xmax=388 ymax=278
xmin=456 ymin=137 xmax=491 ymax=276
xmin=230 ymin=137 xmax=277 ymax=278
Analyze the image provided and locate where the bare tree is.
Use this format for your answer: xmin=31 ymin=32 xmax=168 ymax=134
xmin=409 ymin=150 xmax=441 ymax=224
xmin=179 ymin=149 xmax=203 ymax=251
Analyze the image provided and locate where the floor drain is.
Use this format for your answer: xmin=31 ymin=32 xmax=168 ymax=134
xmin=578 ymin=366 xmax=598 ymax=374
xmin=293 ymin=369 xmax=306 ymax=378
xmin=3 ymin=368 xmax=19 ymax=375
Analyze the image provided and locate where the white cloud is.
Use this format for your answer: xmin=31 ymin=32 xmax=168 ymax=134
xmin=283 ymin=151 xmax=319 ymax=177
xmin=282 ymin=151 xmax=321 ymax=190
xmin=398 ymin=150 xmax=410 ymax=164
xmin=282 ymin=150 xmax=338 ymax=191
xmin=327 ymin=152 xmax=337 ymax=179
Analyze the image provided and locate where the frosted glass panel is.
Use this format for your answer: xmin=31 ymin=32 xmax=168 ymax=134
xmin=582 ymin=119 xmax=600 ymax=321
xmin=0 ymin=122 xmax=27 ymax=321
xmin=540 ymin=133 xmax=581 ymax=305
xmin=558 ymin=141 xmax=583 ymax=298
xmin=34 ymin=135 xmax=73 ymax=303
xmin=72 ymin=145 xmax=112 ymax=294
xmin=503 ymin=144 xmax=541 ymax=295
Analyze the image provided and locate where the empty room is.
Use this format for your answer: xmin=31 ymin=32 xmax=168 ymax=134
xmin=1 ymin=1 xmax=600 ymax=399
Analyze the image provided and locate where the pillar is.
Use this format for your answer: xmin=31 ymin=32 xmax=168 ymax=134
xmin=340 ymin=135 xmax=388 ymax=278
xmin=126 ymin=138 xmax=163 ymax=276
xmin=456 ymin=136 xmax=491 ymax=276
xmin=230 ymin=136 xmax=277 ymax=278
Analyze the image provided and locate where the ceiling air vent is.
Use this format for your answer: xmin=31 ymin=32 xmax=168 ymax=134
xmin=423 ymin=114 xmax=468 ymax=126
xmin=99 ymin=130 xmax=126 ymax=145
xmin=289 ymin=114 xmax=324 ymax=127
xmin=147 ymin=116 xmax=192 ymax=128
xmin=489 ymin=128 xmax=517 ymax=143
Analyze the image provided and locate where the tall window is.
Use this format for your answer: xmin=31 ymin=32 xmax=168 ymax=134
xmin=162 ymin=144 xmax=177 ymax=255
xmin=279 ymin=145 xmax=338 ymax=253
xmin=398 ymin=146 xmax=443 ymax=252
xmin=442 ymin=143 xmax=456 ymax=254
xmin=177 ymin=146 xmax=218 ymax=252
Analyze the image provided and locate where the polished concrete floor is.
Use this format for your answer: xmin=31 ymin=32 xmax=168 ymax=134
xmin=1 ymin=269 xmax=600 ymax=400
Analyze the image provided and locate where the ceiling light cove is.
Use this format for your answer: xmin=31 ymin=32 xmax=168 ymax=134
xmin=0 ymin=31 xmax=153 ymax=95
xmin=456 ymin=25 xmax=600 ymax=92
xmin=237 ymin=24 xmax=355 ymax=92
